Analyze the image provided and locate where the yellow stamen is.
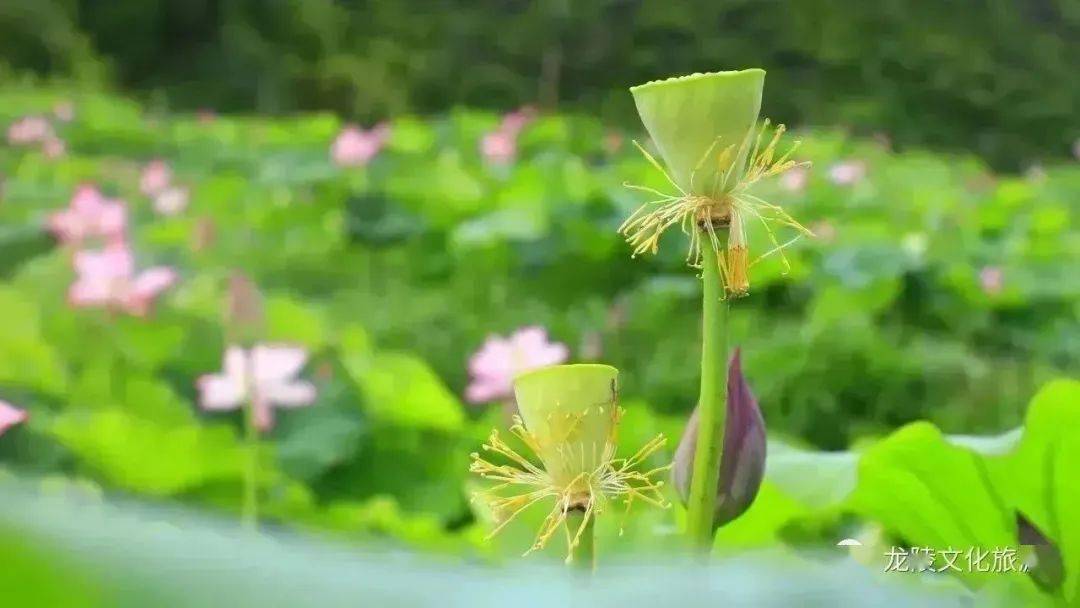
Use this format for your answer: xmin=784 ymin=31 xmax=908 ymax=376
xmin=469 ymin=407 xmax=671 ymax=561
xmin=619 ymin=119 xmax=811 ymax=296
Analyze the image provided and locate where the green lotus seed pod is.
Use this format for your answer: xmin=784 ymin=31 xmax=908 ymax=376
xmin=513 ymin=364 xmax=618 ymax=490
xmin=630 ymin=69 xmax=764 ymax=196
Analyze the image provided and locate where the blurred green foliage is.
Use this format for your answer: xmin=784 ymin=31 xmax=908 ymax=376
xmin=2 ymin=1 xmax=1079 ymax=168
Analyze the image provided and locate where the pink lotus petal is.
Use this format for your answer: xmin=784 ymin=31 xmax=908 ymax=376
xmin=781 ymin=166 xmax=809 ymax=192
xmin=140 ymin=160 xmax=172 ymax=196
xmin=468 ymin=336 xmax=515 ymax=381
xmin=223 ymin=345 xmax=247 ymax=376
xmin=481 ymin=131 xmax=517 ymax=164
xmin=69 ymin=245 xmax=133 ymax=308
xmin=54 ymin=102 xmax=75 ymax=122
xmin=0 ymin=400 xmax=28 ymax=436
xmin=197 ymin=374 xmax=245 ymax=411
xmin=332 ymin=123 xmax=390 ymax=167
xmin=603 ymin=131 xmax=624 ymax=155
xmin=48 ymin=186 xmax=127 ymax=245
xmin=500 ymin=106 xmax=536 ymax=136
xmin=251 ymin=345 xmax=308 ymax=384
xmin=198 ymin=344 xmax=317 ymax=430
xmin=122 ymin=266 xmax=177 ymax=315
xmin=7 ymin=116 xmax=53 ymax=145
xmin=828 ymin=160 xmax=866 ymax=186
xmin=979 ymin=266 xmax=1004 ymax=296
xmin=465 ymin=379 xmax=508 ymax=404
xmin=465 ymin=326 xmax=569 ymax=403
xmin=68 ymin=244 xmax=178 ymax=315
xmin=269 ymin=380 xmax=317 ymax=408
xmin=153 ymin=187 xmax=189 ymax=216
xmin=42 ymin=137 xmax=66 ymax=159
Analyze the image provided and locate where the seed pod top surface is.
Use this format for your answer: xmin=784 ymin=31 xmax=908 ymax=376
xmin=513 ymin=364 xmax=619 ymax=488
xmin=630 ymin=69 xmax=764 ymax=195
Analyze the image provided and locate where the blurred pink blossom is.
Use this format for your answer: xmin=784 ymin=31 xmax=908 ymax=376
xmin=480 ymin=130 xmax=518 ymax=165
xmin=332 ymin=123 xmax=391 ymax=167
xmin=42 ymin=137 xmax=66 ymax=160
xmin=466 ymin=326 xmax=569 ymax=403
xmin=810 ymin=220 xmax=837 ymax=243
xmin=781 ymin=166 xmax=809 ymax=192
xmin=48 ymin=186 xmax=127 ymax=245
xmin=603 ymin=131 xmax=624 ymax=155
xmin=500 ymin=106 xmax=536 ymax=136
xmin=197 ymin=344 xmax=317 ymax=431
xmin=6 ymin=116 xmax=53 ymax=145
xmin=140 ymin=160 xmax=173 ymax=196
xmin=1073 ymin=139 xmax=1080 ymax=161
xmin=979 ymin=266 xmax=1004 ymax=296
xmin=828 ymin=160 xmax=867 ymax=186
xmin=68 ymin=243 xmax=177 ymax=316
xmin=53 ymin=101 xmax=75 ymax=122
xmin=480 ymin=107 xmax=537 ymax=165
xmin=197 ymin=109 xmax=217 ymax=124
xmin=0 ymin=400 xmax=27 ymax=436
xmin=153 ymin=187 xmax=189 ymax=216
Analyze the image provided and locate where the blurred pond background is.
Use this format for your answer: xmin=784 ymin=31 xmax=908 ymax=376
xmin=0 ymin=1 xmax=1078 ymax=605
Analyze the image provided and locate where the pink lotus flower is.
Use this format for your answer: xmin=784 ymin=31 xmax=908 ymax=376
xmin=197 ymin=344 xmax=317 ymax=432
xmin=153 ymin=187 xmax=189 ymax=216
xmin=810 ymin=220 xmax=837 ymax=244
xmin=48 ymin=186 xmax=127 ymax=245
xmin=140 ymin=160 xmax=173 ymax=196
xmin=69 ymin=243 xmax=177 ymax=316
xmin=603 ymin=131 xmax=624 ymax=155
xmin=6 ymin=116 xmax=53 ymax=145
xmin=979 ymin=266 xmax=1004 ymax=296
xmin=0 ymin=400 xmax=27 ymax=436
xmin=466 ymin=326 xmax=569 ymax=403
xmin=331 ymin=123 xmax=391 ymax=167
xmin=500 ymin=106 xmax=536 ymax=136
xmin=42 ymin=137 xmax=66 ymax=160
xmin=781 ymin=166 xmax=809 ymax=192
xmin=54 ymin=101 xmax=75 ymax=122
xmin=828 ymin=160 xmax=867 ymax=186
xmin=480 ymin=107 xmax=537 ymax=165
xmin=480 ymin=130 xmax=517 ymax=165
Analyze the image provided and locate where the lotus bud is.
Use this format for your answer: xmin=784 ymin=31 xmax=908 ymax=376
xmin=672 ymin=348 xmax=766 ymax=529
xmin=470 ymin=364 xmax=670 ymax=559
xmin=227 ymin=271 xmax=264 ymax=345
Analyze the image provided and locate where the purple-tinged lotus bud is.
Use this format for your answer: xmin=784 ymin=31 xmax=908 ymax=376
xmin=1017 ymin=512 xmax=1063 ymax=592
xmin=227 ymin=271 xmax=264 ymax=344
xmin=672 ymin=347 xmax=766 ymax=529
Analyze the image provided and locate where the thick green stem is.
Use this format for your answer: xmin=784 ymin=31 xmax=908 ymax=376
xmin=566 ymin=510 xmax=596 ymax=572
xmin=685 ymin=231 xmax=729 ymax=551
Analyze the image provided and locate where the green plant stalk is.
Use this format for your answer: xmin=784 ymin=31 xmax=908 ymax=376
xmin=685 ymin=229 xmax=729 ymax=550
xmin=565 ymin=510 xmax=596 ymax=571
xmin=242 ymin=395 xmax=259 ymax=529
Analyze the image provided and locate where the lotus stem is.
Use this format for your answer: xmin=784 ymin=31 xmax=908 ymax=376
xmin=685 ymin=228 xmax=729 ymax=550
xmin=565 ymin=509 xmax=596 ymax=571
